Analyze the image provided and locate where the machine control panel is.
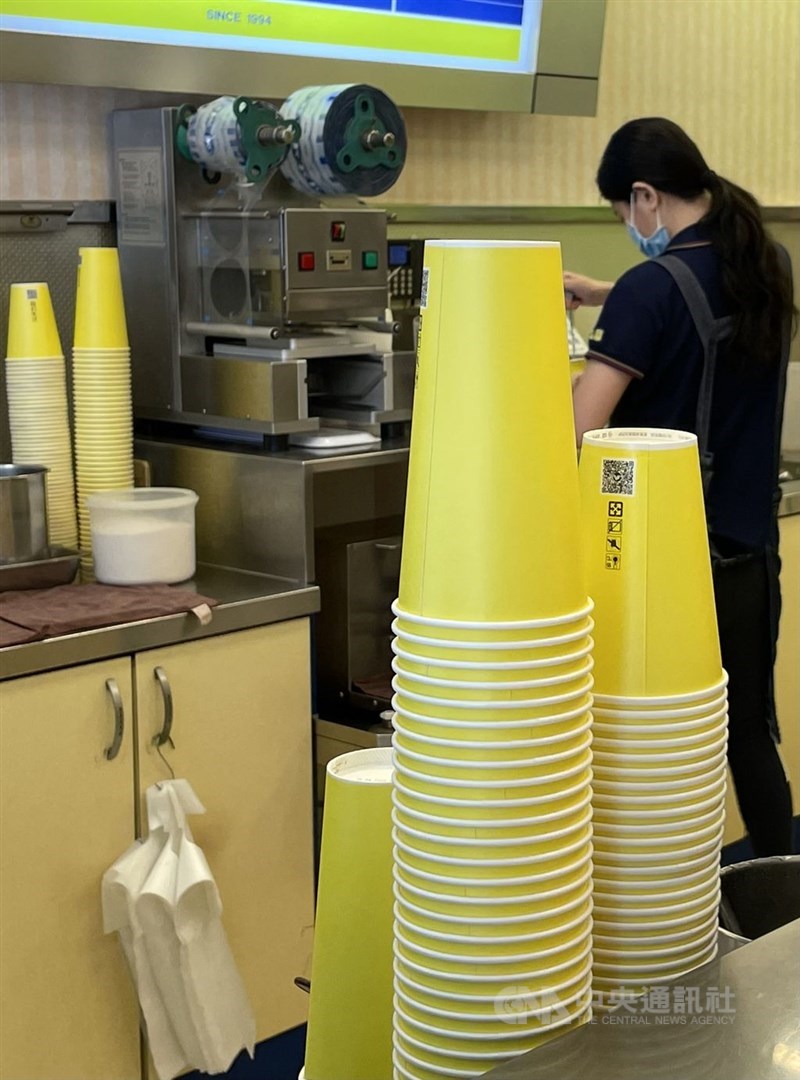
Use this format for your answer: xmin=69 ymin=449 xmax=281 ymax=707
xmin=284 ymin=208 xmax=387 ymax=291
xmin=388 ymin=239 xmax=425 ymax=304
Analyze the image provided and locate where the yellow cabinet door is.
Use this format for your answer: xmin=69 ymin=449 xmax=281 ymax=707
xmin=0 ymin=659 xmax=141 ymax=1080
xmin=135 ymin=620 xmax=316 ymax=1048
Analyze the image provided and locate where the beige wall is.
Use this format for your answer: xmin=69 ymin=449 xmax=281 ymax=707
xmin=1 ymin=0 xmax=798 ymax=206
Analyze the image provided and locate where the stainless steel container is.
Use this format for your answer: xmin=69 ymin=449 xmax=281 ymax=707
xmin=0 ymin=465 xmax=49 ymax=564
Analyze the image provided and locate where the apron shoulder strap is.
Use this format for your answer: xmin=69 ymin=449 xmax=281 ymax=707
xmin=651 ymin=253 xmax=732 ymax=470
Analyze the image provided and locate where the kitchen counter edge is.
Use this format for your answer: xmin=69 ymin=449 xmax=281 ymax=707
xmin=0 ymin=565 xmax=321 ymax=681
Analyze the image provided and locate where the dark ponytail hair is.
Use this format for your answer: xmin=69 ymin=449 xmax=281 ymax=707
xmin=596 ymin=117 xmax=796 ymax=372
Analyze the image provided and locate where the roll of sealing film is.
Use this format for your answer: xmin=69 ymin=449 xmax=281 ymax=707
xmin=177 ymin=96 xmax=300 ymax=183
xmin=280 ymin=84 xmax=407 ymax=197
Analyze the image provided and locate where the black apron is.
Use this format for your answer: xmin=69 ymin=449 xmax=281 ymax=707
xmin=652 ymin=251 xmax=792 ymax=740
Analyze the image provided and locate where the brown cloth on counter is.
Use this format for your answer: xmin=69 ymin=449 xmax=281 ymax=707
xmin=0 ymin=583 xmax=218 ymax=640
xmin=0 ymin=618 xmax=42 ymax=648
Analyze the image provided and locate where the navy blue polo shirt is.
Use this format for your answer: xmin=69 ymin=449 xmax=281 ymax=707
xmin=586 ymin=224 xmax=783 ymax=550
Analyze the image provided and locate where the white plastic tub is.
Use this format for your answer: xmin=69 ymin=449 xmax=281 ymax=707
xmin=88 ymin=488 xmax=198 ymax=585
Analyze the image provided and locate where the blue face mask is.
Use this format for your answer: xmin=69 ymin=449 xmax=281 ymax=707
xmin=626 ymin=193 xmax=670 ymax=258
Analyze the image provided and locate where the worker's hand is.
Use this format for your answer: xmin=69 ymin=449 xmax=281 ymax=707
xmin=564 ymin=272 xmax=614 ymax=309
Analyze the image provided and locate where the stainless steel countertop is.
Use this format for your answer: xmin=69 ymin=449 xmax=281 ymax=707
xmin=485 ymin=920 xmax=800 ymax=1080
xmin=0 ymin=565 xmax=320 ymax=681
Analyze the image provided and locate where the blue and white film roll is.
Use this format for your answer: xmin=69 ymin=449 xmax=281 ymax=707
xmin=280 ymin=84 xmax=406 ymax=197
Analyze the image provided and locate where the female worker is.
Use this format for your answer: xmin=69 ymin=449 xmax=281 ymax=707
xmin=567 ymin=117 xmax=796 ymax=857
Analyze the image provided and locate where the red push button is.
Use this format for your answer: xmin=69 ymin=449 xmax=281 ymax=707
xmin=331 ymin=221 xmax=346 ymax=241
xmin=298 ymin=252 xmax=315 ymax=271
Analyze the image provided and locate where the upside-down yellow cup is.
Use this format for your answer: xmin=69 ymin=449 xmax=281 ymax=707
xmin=579 ymin=428 xmax=722 ymax=697
xmin=73 ymin=247 xmax=129 ymax=349
xmin=6 ymin=282 xmax=63 ymax=359
xmin=304 ymin=749 xmax=393 ymax=1080
xmin=398 ymin=241 xmax=585 ymax=622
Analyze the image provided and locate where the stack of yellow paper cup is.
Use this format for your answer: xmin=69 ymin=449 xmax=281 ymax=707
xmin=4 ymin=283 xmax=78 ymax=550
xmin=578 ymin=429 xmax=727 ymax=1007
xmin=302 ymin=749 xmax=394 ymax=1080
xmin=392 ymin=241 xmax=594 ymax=1079
xmin=71 ymin=248 xmax=134 ymax=576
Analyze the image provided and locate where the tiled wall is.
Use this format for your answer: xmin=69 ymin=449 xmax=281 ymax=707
xmin=1 ymin=0 xmax=798 ymax=207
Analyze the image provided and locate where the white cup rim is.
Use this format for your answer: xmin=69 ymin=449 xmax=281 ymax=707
xmin=394 ymin=879 xmax=593 ymax=927
xmin=392 ymin=713 xmax=592 ymax=751
xmin=392 ymin=674 xmax=594 ymax=711
xmin=394 ymin=951 xmax=592 ymax=1004
xmin=593 ymin=695 xmax=728 ymax=721
xmin=593 ymin=788 xmax=725 ymax=822
xmin=593 ymin=858 xmax=719 ymax=886
xmin=393 ymin=786 xmax=593 ymax=831
xmin=392 ymin=598 xmax=594 ymax=631
xmin=594 ymin=880 xmax=719 ymax=915
xmin=392 ymin=638 xmax=594 ymax=671
xmin=395 ymin=976 xmax=591 ymax=1032
xmin=591 ymin=747 xmax=728 ymax=778
xmin=592 ymin=942 xmax=716 ymax=977
xmin=395 ymin=920 xmax=594 ymax=968
xmin=393 ymin=1048 xmax=473 ymax=1079
xmin=393 ymin=771 xmax=591 ymax=809
xmin=394 ymin=934 xmax=592 ymax=984
xmin=393 ymin=698 xmax=593 ymax=731
xmin=593 ymin=905 xmax=720 ymax=942
xmin=594 ymin=805 xmax=723 ymax=838
xmin=394 ymin=827 xmax=592 ymax=868
xmin=592 ymin=715 xmax=727 ymax=752
xmin=394 ymin=846 xmax=593 ymax=890
xmin=592 ymin=923 xmax=719 ymax=960
xmin=593 ymin=673 xmax=728 ymax=708
xmin=593 ymin=708 xmax=729 ymax=735
xmin=394 ymin=751 xmax=593 ymax=789
xmin=392 ymin=617 xmax=594 ymax=651
xmin=393 ymin=805 xmax=593 ymax=849
xmin=592 ymin=736 xmax=727 ymax=766
xmin=394 ymin=901 xmax=593 ymax=946
xmin=393 ymin=736 xmax=593 ymax=772
xmin=394 ymin=861 xmax=593 ymax=908
xmin=594 ymin=817 xmax=723 ymax=848
xmin=593 ymin=829 xmax=723 ymax=865
xmin=392 ymin=657 xmax=595 ymax=692
xmin=591 ymin=762 xmax=727 ymax=794
xmin=394 ymin=988 xmax=592 ymax=1046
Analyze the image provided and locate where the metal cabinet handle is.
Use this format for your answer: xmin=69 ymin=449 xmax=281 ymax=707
xmin=153 ymin=666 xmax=174 ymax=748
xmin=104 ymin=678 xmax=124 ymax=760
xmin=375 ymin=543 xmax=401 ymax=552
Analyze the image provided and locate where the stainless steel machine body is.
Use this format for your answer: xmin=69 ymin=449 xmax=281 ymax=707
xmin=112 ymin=106 xmax=414 ymax=436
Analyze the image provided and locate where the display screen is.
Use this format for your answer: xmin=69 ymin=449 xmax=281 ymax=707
xmin=0 ymin=0 xmax=542 ymax=74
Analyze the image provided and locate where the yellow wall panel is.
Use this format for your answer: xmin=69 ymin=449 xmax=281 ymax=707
xmin=0 ymin=0 xmax=798 ymax=205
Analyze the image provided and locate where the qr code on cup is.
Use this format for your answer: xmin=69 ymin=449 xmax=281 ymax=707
xmin=601 ymin=458 xmax=636 ymax=496
xmin=420 ymin=268 xmax=430 ymax=309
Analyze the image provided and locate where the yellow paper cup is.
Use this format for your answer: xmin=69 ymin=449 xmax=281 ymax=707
xmin=392 ymin=638 xmax=594 ymax=683
xmin=393 ymin=771 xmax=591 ymax=822
xmin=394 ymin=754 xmax=593 ymax=801
xmin=592 ymin=717 xmax=727 ymax=754
xmin=305 ymin=749 xmax=394 ymax=1080
xmin=392 ymin=680 xmax=593 ymax=723
xmin=593 ymin=789 xmax=725 ymax=826
xmin=579 ymin=428 xmax=722 ymax=696
xmin=394 ymin=829 xmax=593 ymax=881
xmin=73 ymin=248 xmax=129 ymax=349
xmin=6 ymin=282 xmax=63 ymax=359
xmin=398 ymin=241 xmax=584 ymax=622
xmin=593 ymin=673 xmax=728 ymax=709
xmin=394 ymin=845 xmax=593 ymax=899
xmin=395 ymin=967 xmax=591 ymax=1023
xmin=393 ymin=617 xmax=594 ymax=661
xmin=393 ymin=696 xmax=592 ymax=738
xmin=393 ymin=738 xmax=592 ymax=783
xmin=391 ymin=659 xmax=594 ymax=703
xmin=392 ymin=807 xmax=593 ymax=860
xmin=394 ymin=862 xmax=593 ymax=920
xmin=593 ymin=939 xmax=716 ymax=979
xmin=393 ymin=785 xmax=592 ymax=839
xmin=395 ymin=950 xmax=591 ymax=1010
xmin=392 ymin=601 xmax=593 ymax=643
xmin=392 ymin=715 xmax=592 ymax=761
